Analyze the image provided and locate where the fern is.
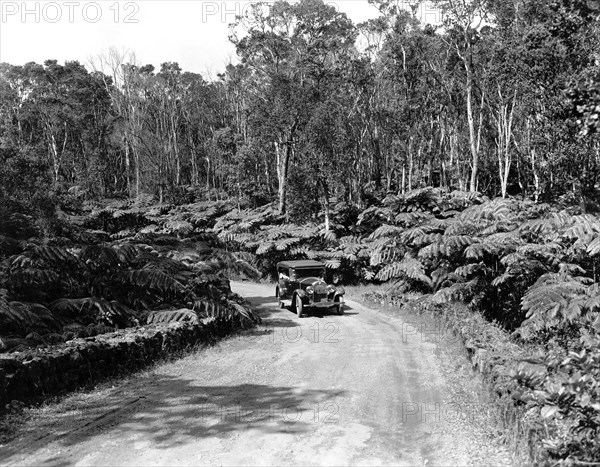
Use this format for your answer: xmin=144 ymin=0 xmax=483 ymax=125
xmin=394 ymin=211 xmax=433 ymax=227
xmin=113 ymin=243 xmax=139 ymax=265
xmin=587 ymin=236 xmax=600 ymax=256
xmin=562 ymin=214 xmax=600 ymax=239
xmin=445 ymin=218 xmax=492 ymax=236
xmin=418 ymin=235 xmax=474 ymax=260
xmin=49 ymin=297 xmax=137 ymax=327
xmin=369 ymin=225 xmax=403 ymax=240
xmin=369 ymin=242 xmax=404 ymax=267
xmin=79 ymin=244 xmax=121 ymax=270
xmin=0 ymin=298 xmax=61 ymax=336
xmin=320 ymin=229 xmax=338 ymax=242
xmin=147 ymin=308 xmax=199 ymax=325
xmin=455 ymin=262 xmax=489 ymax=278
xmin=413 ymin=233 xmax=443 ymax=248
xmin=256 ymin=242 xmax=274 ymax=255
xmin=463 ymin=241 xmax=516 ymax=260
xmin=192 ymin=299 xmax=257 ymax=327
xmin=324 ymin=259 xmax=341 ymax=269
xmin=121 ymin=270 xmax=186 ymax=295
xmin=274 ymin=237 xmax=300 ymax=251
xmin=142 ymin=256 xmax=191 ymax=276
xmin=433 ymin=279 xmax=483 ymax=304
xmin=398 ymin=226 xmax=430 ymax=245
xmin=8 ymin=267 xmax=60 ymax=288
xmin=520 ymin=265 xmax=599 ymax=336
xmin=0 ymin=235 xmax=21 ymax=258
xmin=375 ymin=256 xmax=431 ymax=288
xmin=26 ymin=245 xmax=77 ymax=264
xmin=460 ymin=198 xmax=516 ymax=222
xmin=357 ymin=205 xmax=394 ymax=225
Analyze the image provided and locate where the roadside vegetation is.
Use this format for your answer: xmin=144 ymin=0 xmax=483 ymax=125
xmin=2 ymin=0 xmax=600 ymax=463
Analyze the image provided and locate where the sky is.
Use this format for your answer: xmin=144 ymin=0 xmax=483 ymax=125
xmin=0 ymin=0 xmax=388 ymax=76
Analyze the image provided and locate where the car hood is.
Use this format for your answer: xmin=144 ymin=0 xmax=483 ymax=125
xmin=298 ymin=278 xmax=326 ymax=288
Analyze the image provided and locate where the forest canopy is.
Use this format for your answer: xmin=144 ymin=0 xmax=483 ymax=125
xmin=1 ymin=0 xmax=600 ymax=224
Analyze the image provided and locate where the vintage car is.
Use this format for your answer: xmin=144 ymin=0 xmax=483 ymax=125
xmin=275 ymin=260 xmax=345 ymax=318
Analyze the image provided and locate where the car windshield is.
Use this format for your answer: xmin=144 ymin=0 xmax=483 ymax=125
xmin=295 ymin=268 xmax=325 ymax=279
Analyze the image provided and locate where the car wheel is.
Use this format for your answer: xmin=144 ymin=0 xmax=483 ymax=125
xmin=295 ymin=294 xmax=304 ymax=318
xmin=334 ymin=295 xmax=344 ymax=315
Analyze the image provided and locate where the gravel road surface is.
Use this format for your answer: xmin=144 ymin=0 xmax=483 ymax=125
xmin=0 ymin=281 xmax=512 ymax=466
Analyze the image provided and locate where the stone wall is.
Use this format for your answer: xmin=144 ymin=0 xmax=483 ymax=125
xmin=0 ymin=317 xmax=234 ymax=409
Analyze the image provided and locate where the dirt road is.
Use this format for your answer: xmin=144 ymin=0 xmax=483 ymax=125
xmin=0 ymin=282 xmax=512 ymax=466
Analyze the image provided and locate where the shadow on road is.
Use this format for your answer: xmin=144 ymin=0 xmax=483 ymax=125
xmin=242 ymin=295 xmax=302 ymax=331
xmin=243 ymin=291 xmax=359 ymax=322
xmin=245 ymin=295 xmax=277 ymax=307
xmin=2 ymin=376 xmax=346 ymax=466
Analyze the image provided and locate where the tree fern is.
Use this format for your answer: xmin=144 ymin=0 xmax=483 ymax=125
xmin=192 ymin=299 xmax=257 ymax=327
xmin=27 ymin=245 xmax=77 ymax=264
xmin=369 ymin=241 xmax=404 ymax=267
xmin=142 ymin=256 xmax=191 ymax=276
xmin=418 ymin=235 xmax=474 ymax=260
xmin=375 ymin=256 xmax=431 ymax=288
xmin=455 ymin=262 xmax=489 ymax=278
xmin=147 ymin=308 xmax=199 ymax=325
xmin=413 ymin=232 xmax=443 ymax=248
xmin=445 ymin=218 xmax=492 ymax=236
xmin=79 ymin=244 xmax=121 ymax=270
xmin=561 ymin=214 xmax=600 ymax=239
xmin=460 ymin=198 xmax=516 ymax=222
xmin=463 ymin=241 xmax=517 ymax=260
xmin=7 ymin=267 xmax=60 ymax=288
xmin=394 ymin=211 xmax=433 ymax=227
xmin=433 ymin=279 xmax=483 ymax=304
xmin=520 ymin=264 xmax=600 ymax=336
xmin=274 ymin=237 xmax=300 ymax=251
xmin=586 ymin=236 xmax=600 ymax=256
xmin=398 ymin=226 xmax=430 ymax=245
xmin=357 ymin=205 xmax=394 ymax=225
xmin=0 ymin=298 xmax=61 ymax=336
xmin=0 ymin=235 xmax=21 ymax=258
xmin=324 ymin=259 xmax=341 ymax=269
xmin=49 ymin=297 xmax=137 ymax=327
xmin=121 ymin=269 xmax=186 ymax=295
xmin=368 ymin=224 xmax=403 ymax=240
xmin=519 ymin=211 xmax=571 ymax=242
xmin=113 ymin=243 xmax=140 ymax=265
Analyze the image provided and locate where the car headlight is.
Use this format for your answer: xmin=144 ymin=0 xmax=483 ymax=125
xmin=306 ymin=286 xmax=314 ymax=295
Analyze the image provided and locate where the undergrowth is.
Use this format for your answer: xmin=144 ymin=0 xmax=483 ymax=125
xmin=3 ymin=187 xmax=600 ymax=463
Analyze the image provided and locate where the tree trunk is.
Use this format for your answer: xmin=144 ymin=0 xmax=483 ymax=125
xmin=466 ymin=67 xmax=479 ymax=193
xmin=275 ymin=121 xmax=297 ymax=215
xmin=372 ymin=124 xmax=382 ymax=189
xmin=320 ymin=177 xmax=331 ymax=232
xmin=275 ymin=141 xmax=291 ymax=215
xmin=401 ymin=164 xmax=406 ymax=195
xmin=124 ymin=138 xmax=132 ymax=197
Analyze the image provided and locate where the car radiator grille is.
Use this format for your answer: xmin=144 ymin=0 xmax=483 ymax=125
xmin=312 ymin=284 xmax=328 ymax=303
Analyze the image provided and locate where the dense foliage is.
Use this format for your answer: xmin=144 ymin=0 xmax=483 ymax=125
xmin=2 ymin=0 xmax=600 ymax=216
xmin=2 ymin=0 xmax=600 ymax=462
xmin=0 ymin=197 xmax=258 ymax=353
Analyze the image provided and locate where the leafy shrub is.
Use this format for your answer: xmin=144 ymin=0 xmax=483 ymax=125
xmin=512 ymin=334 xmax=600 ymax=464
xmin=0 ymin=227 xmax=251 ymax=351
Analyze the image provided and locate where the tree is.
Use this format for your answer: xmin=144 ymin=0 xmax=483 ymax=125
xmin=231 ymin=0 xmax=356 ymax=215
